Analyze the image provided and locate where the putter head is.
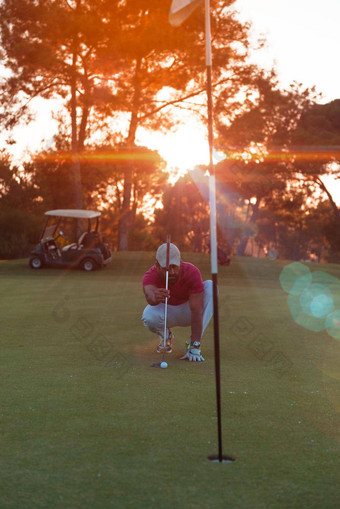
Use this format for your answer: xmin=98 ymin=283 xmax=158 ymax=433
xmin=151 ymin=362 xmax=168 ymax=369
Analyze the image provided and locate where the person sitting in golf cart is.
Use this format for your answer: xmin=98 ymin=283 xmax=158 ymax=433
xmin=29 ymin=209 xmax=111 ymax=271
xmin=142 ymin=242 xmax=213 ymax=362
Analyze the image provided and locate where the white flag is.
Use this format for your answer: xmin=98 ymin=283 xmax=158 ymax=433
xmin=169 ymin=0 xmax=202 ymax=27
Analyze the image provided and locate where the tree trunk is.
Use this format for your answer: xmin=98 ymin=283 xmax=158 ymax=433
xmin=78 ymin=67 xmax=91 ymax=151
xmin=78 ymin=103 xmax=90 ymax=152
xmin=118 ymin=166 xmax=132 ymax=251
xmin=236 ymin=199 xmax=260 ymax=256
xmin=71 ymin=85 xmax=83 ymax=208
xmin=315 ymin=177 xmax=340 ymax=224
xmin=118 ymin=57 xmax=142 ymax=251
xmin=70 ymin=7 xmax=83 ymax=211
xmin=236 ymin=236 xmax=249 ymax=256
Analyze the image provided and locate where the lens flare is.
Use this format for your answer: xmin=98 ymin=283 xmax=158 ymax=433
xmin=280 ymin=263 xmax=340 ymax=339
xmin=279 ymin=262 xmax=312 ymax=295
xmin=287 ymin=294 xmax=326 ymax=332
xmin=300 ymin=284 xmax=334 ymax=319
xmin=325 ymin=310 xmax=340 ymax=340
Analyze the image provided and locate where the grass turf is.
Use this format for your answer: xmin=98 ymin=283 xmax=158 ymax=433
xmin=0 ymin=253 xmax=339 ymax=508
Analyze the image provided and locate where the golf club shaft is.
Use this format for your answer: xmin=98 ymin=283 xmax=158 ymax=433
xmin=163 ymin=235 xmax=171 ymax=349
xmin=163 ymin=270 xmax=169 ymax=347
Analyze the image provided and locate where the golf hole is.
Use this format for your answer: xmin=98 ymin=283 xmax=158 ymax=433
xmin=208 ymin=455 xmax=236 ymax=463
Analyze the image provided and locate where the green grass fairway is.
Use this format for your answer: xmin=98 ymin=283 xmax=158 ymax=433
xmin=1 ymin=254 xmax=339 ymax=508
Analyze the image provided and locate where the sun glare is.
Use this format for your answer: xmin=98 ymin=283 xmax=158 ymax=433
xmin=138 ymin=123 xmax=211 ymax=182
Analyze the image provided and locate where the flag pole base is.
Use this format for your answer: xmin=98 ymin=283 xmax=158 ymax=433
xmin=207 ymin=454 xmax=236 ymax=463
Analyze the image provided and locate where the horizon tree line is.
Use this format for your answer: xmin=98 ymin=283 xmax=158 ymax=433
xmin=0 ymin=1 xmax=339 ymax=260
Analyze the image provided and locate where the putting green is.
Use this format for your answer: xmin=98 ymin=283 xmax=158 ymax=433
xmin=0 ymin=255 xmax=339 ymax=508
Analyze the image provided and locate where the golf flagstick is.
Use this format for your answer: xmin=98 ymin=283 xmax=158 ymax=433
xmin=204 ymin=0 xmax=235 ymax=464
xmin=169 ymin=0 xmax=234 ymax=463
xmin=169 ymin=3 xmax=235 ymax=462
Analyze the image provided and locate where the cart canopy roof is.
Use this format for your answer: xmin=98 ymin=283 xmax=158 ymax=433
xmin=45 ymin=210 xmax=101 ymax=219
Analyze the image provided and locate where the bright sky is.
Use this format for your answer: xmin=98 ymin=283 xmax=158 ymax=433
xmin=144 ymin=0 xmax=340 ymax=201
xmin=235 ymin=0 xmax=340 ymax=102
xmin=149 ymin=0 xmax=340 ymax=160
xmin=2 ymin=0 xmax=340 ymax=201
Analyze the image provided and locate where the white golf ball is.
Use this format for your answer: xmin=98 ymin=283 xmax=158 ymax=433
xmin=160 ymin=362 xmax=168 ymax=369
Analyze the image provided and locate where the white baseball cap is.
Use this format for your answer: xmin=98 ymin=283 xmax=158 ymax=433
xmin=156 ymin=243 xmax=181 ymax=268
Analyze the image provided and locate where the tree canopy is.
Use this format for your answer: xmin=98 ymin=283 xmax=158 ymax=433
xmin=0 ymin=0 xmax=261 ymax=249
xmin=0 ymin=1 xmax=339 ymax=261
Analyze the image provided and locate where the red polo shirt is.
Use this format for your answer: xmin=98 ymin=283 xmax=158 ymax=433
xmin=143 ymin=262 xmax=204 ymax=306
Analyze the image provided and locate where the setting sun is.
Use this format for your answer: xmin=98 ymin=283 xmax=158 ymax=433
xmin=138 ymin=121 xmax=210 ymax=180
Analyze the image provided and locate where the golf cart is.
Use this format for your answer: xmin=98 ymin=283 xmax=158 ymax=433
xmin=29 ymin=209 xmax=112 ymax=271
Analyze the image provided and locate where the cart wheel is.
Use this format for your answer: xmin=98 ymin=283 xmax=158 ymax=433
xmin=80 ymin=257 xmax=97 ymax=272
xmin=29 ymin=256 xmax=44 ymax=269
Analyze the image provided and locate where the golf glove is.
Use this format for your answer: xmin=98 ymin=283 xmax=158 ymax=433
xmin=180 ymin=341 xmax=205 ymax=362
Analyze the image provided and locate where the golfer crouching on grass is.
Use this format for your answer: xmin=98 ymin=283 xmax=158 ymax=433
xmin=142 ymin=243 xmax=213 ymax=362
